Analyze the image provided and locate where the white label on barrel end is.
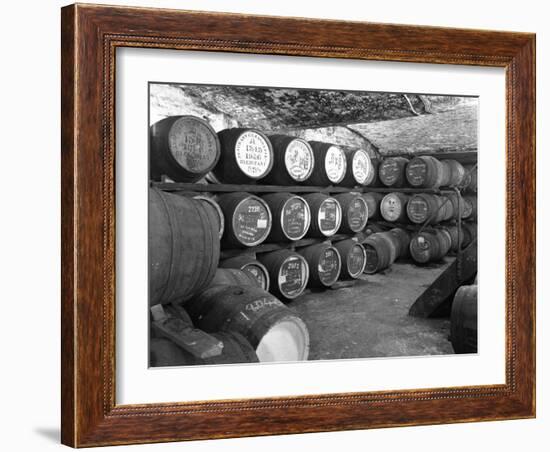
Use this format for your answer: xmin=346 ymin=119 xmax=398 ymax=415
xmin=325 ymin=146 xmax=346 ymax=183
xmin=319 ymin=211 xmax=326 ymax=220
xmin=257 ymin=219 xmax=268 ymax=228
xmin=352 ymin=150 xmax=371 ymax=185
xmin=284 ymin=140 xmax=314 ymax=181
xmin=278 ymin=274 xmax=287 ymax=284
xmin=235 ymin=131 xmax=272 ymax=178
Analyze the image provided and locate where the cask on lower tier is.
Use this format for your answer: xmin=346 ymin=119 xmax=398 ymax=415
xmin=334 ymin=193 xmax=369 ymax=234
xmin=409 ymin=229 xmax=451 ymax=264
xmin=333 ymin=239 xmax=367 ymax=279
xmin=186 ymin=285 xmax=310 ymax=362
xmin=450 ymin=285 xmax=478 ymax=354
xmin=149 ymin=189 xmax=220 ymax=305
xmin=261 ymin=135 xmax=315 ymax=185
xmin=150 ymin=116 xmax=221 ymax=182
xmin=220 ymin=255 xmax=270 ymax=291
xmin=150 ymin=332 xmax=259 ymax=366
xmin=261 ymin=193 xmax=311 ymax=242
xmin=443 ymin=159 xmax=466 ymax=187
xmin=306 ymin=141 xmax=347 ymax=186
xmin=303 ymin=193 xmax=342 ymax=237
xmin=217 ymin=192 xmax=272 ymax=248
xmin=213 ymin=128 xmax=274 ymax=183
xmin=341 ymin=149 xmax=374 ymax=187
xmin=389 ymin=227 xmax=411 ymax=259
xmin=191 ymin=195 xmax=225 ymax=239
xmin=362 ymin=232 xmax=399 ymax=274
xmin=362 ymin=192 xmax=384 ymax=220
xmin=380 ymin=192 xmax=410 ymax=223
xmin=298 ymin=243 xmax=341 ymax=288
xmin=406 ymin=194 xmax=453 ymax=224
xmin=378 ymin=156 xmax=409 ymax=187
xmin=258 ymin=250 xmax=310 ymax=300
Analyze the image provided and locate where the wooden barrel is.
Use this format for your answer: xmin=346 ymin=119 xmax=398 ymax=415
xmin=213 ymin=128 xmax=274 ymax=183
xmin=192 ymin=195 xmax=225 ymax=239
xmin=298 ymin=243 xmax=341 ymax=287
xmin=334 ymin=193 xmax=369 ymax=233
xmin=186 ymin=285 xmax=310 ymax=362
xmin=365 ymin=158 xmax=381 ymax=187
xmin=409 ymin=230 xmax=451 ymax=264
xmin=362 ymin=232 xmax=398 ymax=273
xmin=363 ymin=223 xmax=386 ymax=236
xmin=406 ymin=194 xmax=453 ymax=224
xmin=261 ymin=193 xmax=311 ymax=242
xmin=209 ymin=268 xmax=261 ymax=288
xmin=341 ymin=149 xmax=374 ymax=187
xmin=150 ymin=116 xmax=221 ymax=182
xmin=444 ymin=193 xmax=467 ymax=220
xmin=380 ymin=192 xmax=410 ymax=223
xmin=442 ymin=159 xmax=466 ymax=187
xmin=442 ymin=225 xmax=471 ymax=252
xmin=389 ymin=227 xmax=411 ymax=259
xmin=306 ymin=141 xmax=347 ymax=186
xmin=405 ymin=155 xmax=448 ymax=188
xmin=258 ymin=250 xmax=309 ymax=300
xmin=463 ymin=195 xmax=477 ymax=220
xmin=150 ymin=332 xmax=259 ymax=366
xmin=302 ymin=193 xmax=342 ymax=237
xmin=362 ymin=192 xmax=384 ymax=220
xmin=262 ymin=135 xmax=315 ymax=185
xmin=463 ymin=165 xmax=478 ymax=193
xmin=450 ymin=285 xmax=478 ymax=353
xmin=462 ymin=222 xmax=478 ymax=243
xmin=220 ymin=255 xmax=270 ymax=291
xmin=217 ymin=192 xmax=272 ymax=248
xmin=149 ymin=188 xmax=220 ymax=305
xmin=334 ymin=239 xmax=367 ymax=278
xmin=378 ymin=157 xmax=409 ymax=187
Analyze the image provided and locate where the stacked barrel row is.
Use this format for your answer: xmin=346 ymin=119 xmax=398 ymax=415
xmin=150 ymin=116 xmax=378 ymax=187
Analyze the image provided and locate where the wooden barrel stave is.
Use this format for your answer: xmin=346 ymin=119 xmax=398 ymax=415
xmin=220 ymin=255 xmax=271 ymax=291
xmin=362 ymin=192 xmax=384 ymax=220
xmin=362 ymin=232 xmax=398 ymax=273
xmin=149 ymin=188 xmax=220 ymax=305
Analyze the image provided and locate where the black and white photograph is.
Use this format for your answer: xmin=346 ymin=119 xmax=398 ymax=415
xmin=148 ymin=82 xmax=479 ymax=367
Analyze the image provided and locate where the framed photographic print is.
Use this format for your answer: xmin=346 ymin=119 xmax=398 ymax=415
xmin=61 ymin=3 xmax=536 ymax=447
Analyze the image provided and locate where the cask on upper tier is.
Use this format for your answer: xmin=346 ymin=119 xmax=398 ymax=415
xmin=378 ymin=156 xmax=409 ymax=187
xmin=261 ymin=135 xmax=315 ymax=185
xmin=306 ymin=141 xmax=347 ymax=186
xmin=150 ymin=116 xmax=221 ymax=182
xmin=341 ymin=149 xmax=375 ymax=187
xmin=213 ymin=128 xmax=274 ymax=183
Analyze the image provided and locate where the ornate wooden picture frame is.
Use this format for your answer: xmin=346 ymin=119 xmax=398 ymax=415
xmin=61 ymin=3 xmax=535 ymax=447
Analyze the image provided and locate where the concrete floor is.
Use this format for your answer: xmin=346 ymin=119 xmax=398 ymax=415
xmin=289 ymin=258 xmax=455 ymax=360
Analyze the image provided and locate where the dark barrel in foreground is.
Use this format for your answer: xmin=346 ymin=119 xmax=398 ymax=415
xmin=258 ymin=250 xmax=310 ymax=300
xmin=150 ymin=332 xmax=259 ymax=366
xmin=150 ymin=116 xmax=221 ymax=182
xmin=213 ymin=128 xmax=274 ymax=183
xmin=149 ymin=189 xmax=220 ymax=305
xmin=450 ymin=285 xmax=478 ymax=354
xmin=186 ymin=285 xmax=310 ymax=362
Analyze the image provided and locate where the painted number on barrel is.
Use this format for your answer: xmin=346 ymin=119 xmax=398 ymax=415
xmin=168 ymin=117 xmax=219 ymax=172
xmin=279 ymin=257 xmax=306 ymax=297
xmin=234 ymin=198 xmax=270 ymax=245
xmin=235 ymin=131 xmax=272 ymax=178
